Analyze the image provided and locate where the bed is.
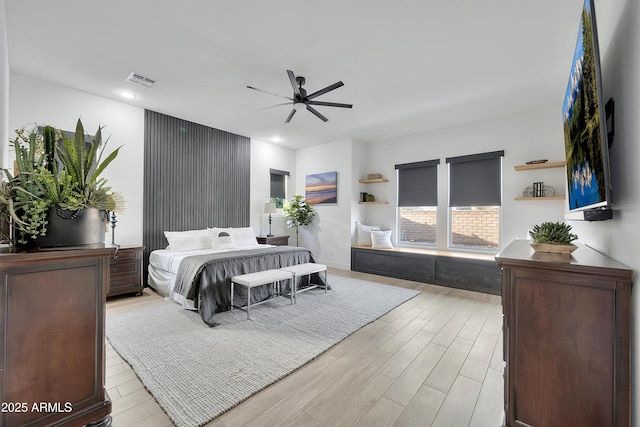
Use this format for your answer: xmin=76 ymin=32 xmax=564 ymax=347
xmin=148 ymin=227 xmax=326 ymax=326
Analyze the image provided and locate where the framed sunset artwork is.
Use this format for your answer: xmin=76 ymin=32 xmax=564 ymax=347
xmin=305 ymin=171 xmax=337 ymax=204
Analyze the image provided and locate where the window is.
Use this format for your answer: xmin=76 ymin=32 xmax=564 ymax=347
xmin=447 ymin=151 xmax=503 ymax=250
xmin=396 ymin=160 xmax=439 ymax=246
xmin=269 ymin=168 xmax=289 ymax=208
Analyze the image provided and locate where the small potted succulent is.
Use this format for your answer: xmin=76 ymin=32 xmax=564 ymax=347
xmin=529 ymin=221 xmax=579 ymax=253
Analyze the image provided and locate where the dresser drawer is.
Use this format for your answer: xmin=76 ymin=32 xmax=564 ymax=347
xmin=111 ymin=272 xmax=140 ymax=288
xmin=111 ymin=260 xmax=139 ymax=275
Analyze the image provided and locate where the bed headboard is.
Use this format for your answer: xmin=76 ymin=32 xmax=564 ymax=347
xmin=142 ymin=110 xmax=251 ymax=278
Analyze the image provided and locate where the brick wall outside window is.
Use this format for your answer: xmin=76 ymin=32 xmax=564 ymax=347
xmin=451 ymin=207 xmax=499 ymax=249
xmin=399 ymin=208 xmax=436 ymax=244
xmin=398 ymin=207 xmax=499 ymax=249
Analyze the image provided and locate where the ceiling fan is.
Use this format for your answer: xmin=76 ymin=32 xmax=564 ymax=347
xmin=247 ymin=70 xmax=353 ymax=123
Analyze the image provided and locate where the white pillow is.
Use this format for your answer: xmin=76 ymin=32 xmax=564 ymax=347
xmin=355 ymin=221 xmax=380 ymax=246
xmin=208 ymin=227 xmax=257 ymax=247
xmin=371 ymin=230 xmax=393 ymax=249
xmin=211 ymin=230 xmax=236 ymax=250
xmin=164 ymin=229 xmax=211 ymax=251
xmin=229 ymin=227 xmax=258 ymax=246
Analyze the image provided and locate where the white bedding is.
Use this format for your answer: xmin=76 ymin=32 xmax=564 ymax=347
xmin=148 ymin=244 xmax=272 ymax=305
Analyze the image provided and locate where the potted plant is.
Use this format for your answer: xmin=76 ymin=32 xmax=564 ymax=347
xmin=0 ymin=118 xmax=122 ymax=246
xmin=528 ymin=221 xmax=579 ymax=253
xmin=283 ymin=195 xmax=316 ymax=246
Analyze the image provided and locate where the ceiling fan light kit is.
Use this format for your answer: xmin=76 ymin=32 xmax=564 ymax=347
xmin=248 ymin=69 xmax=353 ymax=123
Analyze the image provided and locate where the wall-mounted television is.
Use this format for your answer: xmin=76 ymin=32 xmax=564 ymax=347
xmin=562 ymin=0 xmax=613 ymax=215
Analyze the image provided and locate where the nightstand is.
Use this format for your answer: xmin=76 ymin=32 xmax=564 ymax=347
xmin=256 ymin=235 xmax=290 ymax=246
xmin=107 ymin=245 xmax=144 ymax=297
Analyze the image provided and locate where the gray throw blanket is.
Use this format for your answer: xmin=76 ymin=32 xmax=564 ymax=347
xmin=174 ymin=246 xmax=327 ymax=326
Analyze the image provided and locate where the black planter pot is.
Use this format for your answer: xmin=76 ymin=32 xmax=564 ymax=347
xmin=15 ymin=207 xmax=107 ymax=247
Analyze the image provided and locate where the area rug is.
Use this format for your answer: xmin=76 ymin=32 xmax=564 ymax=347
xmin=106 ymin=275 xmax=419 ymax=427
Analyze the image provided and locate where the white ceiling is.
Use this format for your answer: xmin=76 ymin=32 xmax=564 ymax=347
xmin=6 ymin=0 xmax=582 ymax=150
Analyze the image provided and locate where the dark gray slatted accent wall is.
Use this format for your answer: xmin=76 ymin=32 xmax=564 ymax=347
xmin=143 ymin=110 xmax=250 ymax=269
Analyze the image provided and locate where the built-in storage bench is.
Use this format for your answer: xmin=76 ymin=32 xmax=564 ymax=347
xmin=351 ymin=245 xmax=501 ymax=295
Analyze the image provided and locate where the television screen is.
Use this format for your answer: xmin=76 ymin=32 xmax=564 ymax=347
xmin=562 ymin=0 xmax=611 ymax=212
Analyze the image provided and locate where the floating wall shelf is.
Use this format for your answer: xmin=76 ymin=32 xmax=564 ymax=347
xmin=514 ymin=196 xmax=566 ymax=201
xmin=514 ymin=161 xmax=565 ymax=171
xmin=359 ymin=178 xmax=389 ymax=184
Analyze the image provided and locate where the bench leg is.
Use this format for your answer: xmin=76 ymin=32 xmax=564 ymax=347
xmin=324 ymin=269 xmax=328 ymax=292
xmin=293 ymin=276 xmax=297 ymax=304
xmin=246 ymin=286 xmax=251 ymax=320
xmin=230 ymin=281 xmax=235 ymax=311
xmin=289 ymin=277 xmax=294 ymax=304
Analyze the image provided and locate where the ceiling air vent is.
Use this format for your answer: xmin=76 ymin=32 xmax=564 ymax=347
xmin=126 ymin=72 xmax=156 ymax=88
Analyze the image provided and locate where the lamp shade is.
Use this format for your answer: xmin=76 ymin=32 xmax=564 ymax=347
xmin=264 ymin=202 xmax=277 ymax=214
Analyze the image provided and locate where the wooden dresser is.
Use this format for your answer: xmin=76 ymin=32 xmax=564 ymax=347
xmin=0 ymin=246 xmax=113 ymax=427
xmin=107 ymin=246 xmax=144 ymax=297
xmin=495 ymin=239 xmax=632 ymax=427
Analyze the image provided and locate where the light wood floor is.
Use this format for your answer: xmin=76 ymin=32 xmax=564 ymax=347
xmin=105 ymin=268 xmax=504 ymax=427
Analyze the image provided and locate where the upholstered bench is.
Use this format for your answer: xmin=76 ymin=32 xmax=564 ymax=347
xmin=279 ymin=263 xmax=328 ymax=302
xmin=230 ymin=269 xmax=294 ymax=320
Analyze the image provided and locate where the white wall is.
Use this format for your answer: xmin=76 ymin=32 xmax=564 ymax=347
xmin=564 ymin=0 xmax=639 ymax=424
xmin=249 ymin=138 xmax=296 ymax=238
xmin=9 ymin=73 xmax=145 ymax=246
xmin=295 ymin=139 xmax=354 ymax=269
xmin=361 ymin=104 xmax=566 ymax=252
xmin=0 ymin=0 xmax=9 ymax=167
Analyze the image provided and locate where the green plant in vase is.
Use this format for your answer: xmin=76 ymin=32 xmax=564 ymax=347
xmin=283 ymin=195 xmax=316 ymax=246
xmin=0 ymin=119 xmax=123 ymax=245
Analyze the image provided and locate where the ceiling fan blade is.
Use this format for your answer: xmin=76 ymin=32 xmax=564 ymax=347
xmin=307 ymin=100 xmax=353 ymax=109
xmin=252 ymin=102 xmax=292 ymax=111
xmin=307 ymin=81 xmax=344 ymax=100
xmin=287 ymin=70 xmax=301 ymax=99
xmin=306 ymin=105 xmax=329 ymax=122
xmin=285 ymin=109 xmax=297 ymax=123
xmin=247 ymin=85 xmax=293 ymax=101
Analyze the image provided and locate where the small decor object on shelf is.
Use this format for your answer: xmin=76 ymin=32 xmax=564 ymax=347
xmin=528 ymin=221 xmax=578 ymax=253
xmin=523 ymin=185 xmax=556 ymax=198
xmin=360 ymin=192 xmax=368 ymax=202
xmin=367 ymin=173 xmax=383 ymax=180
xmin=365 ymin=194 xmax=375 ymax=202
xmin=533 ymin=181 xmax=544 ymax=197
xmin=525 ymin=159 xmax=549 ymax=165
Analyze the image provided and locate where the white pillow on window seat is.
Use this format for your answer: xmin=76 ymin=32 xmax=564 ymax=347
xmin=371 ymin=230 xmax=393 ymax=249
xmin=355 ymin=221 xmax=380 ymax=246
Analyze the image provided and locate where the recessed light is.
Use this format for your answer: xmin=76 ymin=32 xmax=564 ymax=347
xmin=118 ymin=90 xmax=136 ymax=99
xmin=270 ymin=136 xmax=283 ymax=143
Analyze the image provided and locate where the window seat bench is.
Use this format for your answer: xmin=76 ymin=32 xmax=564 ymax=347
xmin=350 ymin=245 xmax=501 ymax=295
